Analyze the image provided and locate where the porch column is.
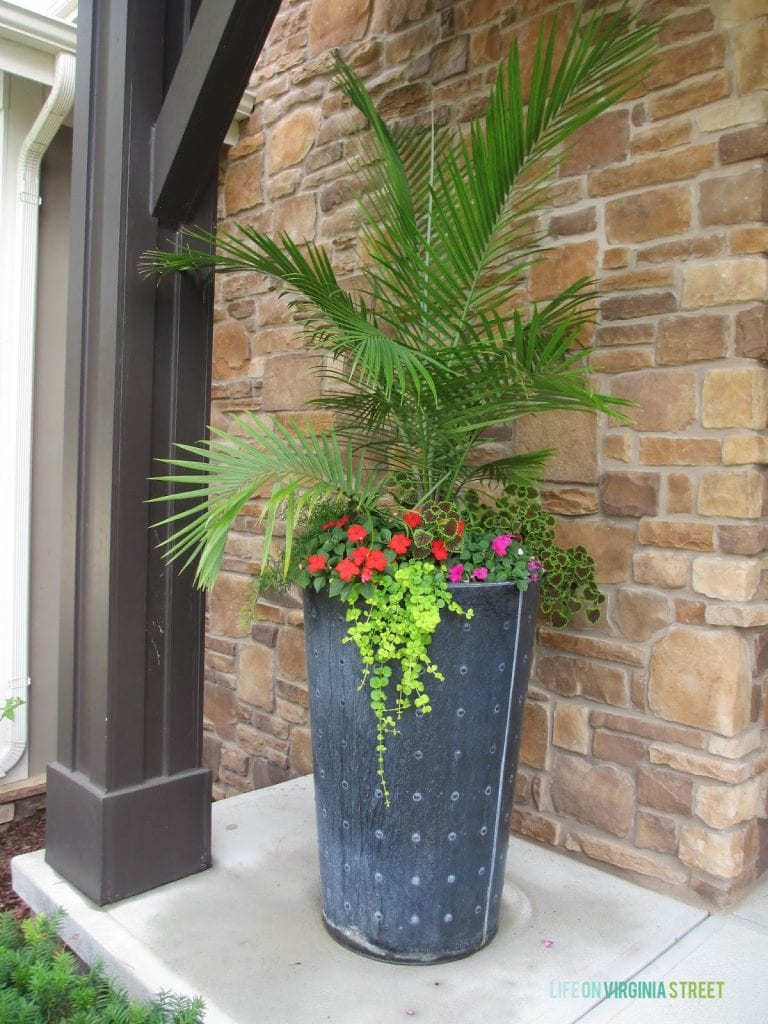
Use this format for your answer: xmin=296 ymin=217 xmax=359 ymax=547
xmin=46 ymin=0 xmax=280 ymax=905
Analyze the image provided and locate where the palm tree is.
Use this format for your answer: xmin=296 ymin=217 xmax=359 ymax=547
xmin=141 ymin=2 xmax=657 ymax=590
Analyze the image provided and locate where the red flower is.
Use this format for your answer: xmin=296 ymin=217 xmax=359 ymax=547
xmin=307 ymin=554 xmax=327 ymax=573
xmin=321 ymin=514 xmax=350 ymax=531
xmin=347 ymin=524 xmax=369 ymax=543
xmin=365 ymin=550 xmax=388 ymax=573
xmin=336 ymin=558 xmax=360 ymax=581
xmin=338 ymin=515 xmax=350 ymax=527
xmin=360 ymin=567 xmax=373 ymax=583
xmin=388 ymin=534 xmax=412 ymax=555
xmin=402 ymin=510 xmax=422 ymax=529
xmin=431 ymin=539 xmax=449 ymax=561
xmin=352 ymin=546 xmax=370 ymax=566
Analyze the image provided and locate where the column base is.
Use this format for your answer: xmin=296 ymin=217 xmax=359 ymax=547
xmin=45 ymin=763 xmax=211 ymax=905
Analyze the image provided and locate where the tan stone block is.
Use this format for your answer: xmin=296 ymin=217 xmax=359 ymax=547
xmin=589 ymin=145 xmax=714 ymax=197
xmin=695 ymin=778 xmax=760 ymax=830
xmin=600 ymin=292 xmax=677 ymax=321
xmin=309 ymin=0 xmax=371 ymax=54
xmin=515 ymin=410 xmax=598 ymax=484
xmin=636 ymin=811 xmax=677 ymax=855
xmin=602 ymin=248 xmax=632 ymax=269
xmin=610 ymin=371 xmax=696 ymax=432
xmin=730 ymin=225 xmax=768 ymax=255
xmin=276 ymin=678 xmax=309 ymax=708
xmin=699 ymin=470 xmax=765 ymax=519
xmin=262 ymin=353 xmax=319 ymax=411
xmin=647 ymin=73 xmax=730 ymax=121
xmin=639 ymin=437 xmax=721 ymax=466
xmin=601 ymin=472 xmax=660 ymax=518
xmin=529 ymin=241 xmax=598 ymax=301
xmin=220 ymin=745 xmax=249 ymax=776
xmin=666 ymin=474 xmax=694 ymax=515
xmin=235 ymin=724 xmax=289 ymax=767
xmin=647 ymin=33 xmax=726 ymax=91
xmin=208 ymin=573 xmax=253 ymax=638
xmin=597 ymin=323 xmax=655 ymax=346
xmin=538 ymin=655 xmax=629 ymax=706
xmin=541 ymin=488 xmax=598 ymax=516
xmin=630 ymin=121 xmax=692 ymax=157
xmin=675 ymin=599 xmax=707 ymax=625
xmin=723 ymin=435 xmax=768 ymax=465
xmin=238 ymin=645 xmax=275 ymax=710
xmin=514 ymin=810 xmax=562 ymax=846
xmin=566 ymin=831 xmax=688 ymax=885
xmin=605 ymin=186 xmax=690 ymax=244
xmin=614 ymin=588 xmax=670 ymax=642
xmin=550 ymin=753 xmax=635 ymax=838
xmin=289 ymin=727 xmax=314 ymax=775
xmin=703 ymin=368 xmax=768 ymax=429
xmin=638 ymin=766 xmax=693 ymax=815
xmin=589 ymin=349 xmax=654 ymax=373
xmin=683 ymin=258 xmax=768 ymax=310
xmin=649 ymin=627 xmax=751 ymax=737
xmin=204 ymin=683 xmax=238 ymax=742
xmin=592 ymin=729 xmax=648 ymax=768
xmin=276 ymin=697 xmax=308 ymax=726
xmin=554 ymin=519 xmax=634 ymax=584
xmin=633 ymin=551 xmax=689 ymax=588
xmin=649 ymin=744 xmax=754 ymax=784
xmin=224 ymin=154 xmax=264 ymax=215
xmin=276 ymin=626 xmax=307 ymax=681
xmin=679 ymin=822 xmax=755 ymax=879
xmin=537 ymin=629 xmax=645 ymax=667
xmin=213 ymin=322 xmax=250 ymax=380
xmin=692 ymin=555 xmax=761 ymax=601
xmin=591 ymin=709 xmax=707 ymax=750
xmin=719 ymin=524 xmax=768 ymax=555
xmin=561 ymin=110 xmax=629 ymax=175
xmin=734 ymin=22 xmax=768 ymax=92
xmin=700 ymin=167 xmax=767 ymax=227
xmin=268 ymin=109 xmax=320 ymax=175
xmin=603 ymin=434 xmax=632 ymax=463
xmin=657 ymin=314 xmax=728 ymax=365
xmin=549 ymin=208 xmax=597 ymax=237
xmin=698 ymin=96 xmax=768 ymax=133
xmin=275 ymin=193 xmax=317 ymax=240
xmin=736 ymin=304 xmax=768 ymax=360
xmin=706 ymin=604 xmax=768 ymax=627
xmin=520 ymin=700 xmax=549 ymax=770
xmin=719 ymin=0 xmax=768 ymax=23
xmin=708 ymin=727 xmax=761 ymax=759
xmin=552 ymin=702 xmax=590 ymax=754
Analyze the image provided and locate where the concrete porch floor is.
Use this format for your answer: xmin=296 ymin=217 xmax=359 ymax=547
xmin=12 ymin=775 xmax=768 ymax=1024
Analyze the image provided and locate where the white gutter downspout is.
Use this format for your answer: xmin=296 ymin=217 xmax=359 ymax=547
xmin=1 ymin=50 xmax=75 ymax=777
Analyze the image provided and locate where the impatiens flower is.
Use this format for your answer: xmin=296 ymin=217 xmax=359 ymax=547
xmin=321 ymin=514 xmax=350 ymax=531
xmin=402 ymin=510 xmax=422 ymax=529
xmin=352 ymin=546 xmax=370 ymax=566
xmin=473 ymin=566 xmax=489 ymax=581
xmin=388 ymin=534 xmax=412 ymax=555
xmin=491 ymin=533 xmax=513 ymax=557
xmin=347 ymin=524 xmax=369 ymax=543
xmin=307 ymin=554 xmax=327 ymax=573
xmin=448 ymin=564 xmax=464 ymax=583
xmin=431 ymin=539 xmax=449 ymax=561
xmin=336 ymin=558 xmax=360 ymax=581
xmin=365 ymin=550 xmax=388 ymax=573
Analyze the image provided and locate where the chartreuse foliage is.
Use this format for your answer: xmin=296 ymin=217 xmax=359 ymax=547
xmin=0 ymin=912 xmax=204 ymax=1024
xmin=141 ymin=2 xmax=657 ymax=591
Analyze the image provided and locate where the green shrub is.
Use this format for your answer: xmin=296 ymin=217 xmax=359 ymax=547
xmin=0 ymin=912 xmax=204 ymax=1024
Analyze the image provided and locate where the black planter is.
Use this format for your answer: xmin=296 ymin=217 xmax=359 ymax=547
xmin=304 ymin=580 xmax=538 ymax=964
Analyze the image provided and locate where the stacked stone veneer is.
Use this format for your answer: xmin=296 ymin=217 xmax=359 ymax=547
xmin=203 ymin=0 xmax=768 ymax=906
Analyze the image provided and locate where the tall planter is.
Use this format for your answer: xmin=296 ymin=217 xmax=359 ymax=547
xmin=304 ymin=580 xmax=538 ymax=964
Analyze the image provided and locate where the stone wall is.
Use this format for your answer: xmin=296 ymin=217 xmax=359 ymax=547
xmin=203 ymin=0 xmax=768 ymax=907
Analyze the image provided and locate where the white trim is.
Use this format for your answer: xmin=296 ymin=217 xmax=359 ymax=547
xmin=0 ymin=2 xmax=76 ymax=56
xmin=0 ymin=48 xmax=75 ymax=777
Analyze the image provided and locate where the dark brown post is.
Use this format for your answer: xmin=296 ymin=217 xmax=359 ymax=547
xmin=46 ymin=0 xmax=281 ymax=905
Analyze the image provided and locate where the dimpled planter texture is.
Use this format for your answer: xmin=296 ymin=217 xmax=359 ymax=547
xmin=304 ymin=580 xmax=538 ymax=963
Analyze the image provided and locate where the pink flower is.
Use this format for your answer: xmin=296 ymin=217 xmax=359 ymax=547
xmin=473 ymin=566 xmax=489 ymax=581
xmin=448 ymin=564 xmax=464 ymax=583
xmin=491 ymin=533 xmax=513 ymax=557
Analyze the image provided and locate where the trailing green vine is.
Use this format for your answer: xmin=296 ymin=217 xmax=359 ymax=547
xmin=343 ymin=561 xmax=471 ymax=806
